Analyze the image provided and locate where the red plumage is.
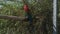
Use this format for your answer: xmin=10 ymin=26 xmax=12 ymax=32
xmin=24 ymin=5 xmax=29 ymax=12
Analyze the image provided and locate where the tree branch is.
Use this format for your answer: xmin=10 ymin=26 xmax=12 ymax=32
xmin=0 ymin=15 xmax=26 ymax=21
xmin=0 ymin=15 xmax=40 ymax=21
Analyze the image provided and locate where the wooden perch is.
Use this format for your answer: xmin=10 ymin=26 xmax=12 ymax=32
xmin=0 ymin=15 xmax=40 ymax=21
xmin=0 ymin=15 xmax=26 ymax=21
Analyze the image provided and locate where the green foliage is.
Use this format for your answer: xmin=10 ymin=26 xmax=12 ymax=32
xmin=0 ymin=0 xmax=60 ymax=34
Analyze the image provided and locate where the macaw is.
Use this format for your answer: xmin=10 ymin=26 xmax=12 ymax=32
xmin=24 ymin=4 xmax=33 ymax=25
xmin=24 ymin=4 xmax=34 ymax=33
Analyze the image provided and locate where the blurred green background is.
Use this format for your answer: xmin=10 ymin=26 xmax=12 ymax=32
xmin=0 ymin=0 xmax=60 ymax=34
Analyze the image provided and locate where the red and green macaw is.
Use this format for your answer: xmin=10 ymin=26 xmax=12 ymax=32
xmin=24 ymin=4 xmax=33 ymax=25
xmin=22 ymin=0 xmax=34 ymax=33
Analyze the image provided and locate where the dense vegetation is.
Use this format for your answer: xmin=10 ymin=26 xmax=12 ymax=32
xmin=0 ymin=0 xmax=60 ymax=34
